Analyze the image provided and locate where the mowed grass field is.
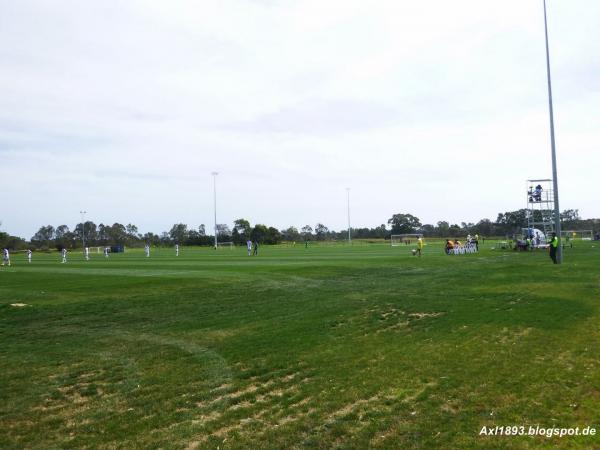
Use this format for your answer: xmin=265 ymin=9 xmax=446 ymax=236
xmin=1 ymin=241 xmax=599 ymax=449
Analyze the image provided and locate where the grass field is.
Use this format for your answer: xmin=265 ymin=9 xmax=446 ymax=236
xmin=1 ymin=241 xmax=599 ymax=449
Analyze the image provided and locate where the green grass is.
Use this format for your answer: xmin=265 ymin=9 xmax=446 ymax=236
xmin=1 ymin=242 xmax=599 ymax=449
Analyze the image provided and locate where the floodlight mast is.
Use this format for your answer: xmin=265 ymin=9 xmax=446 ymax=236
xmin=80 ymin=211 xmax=86 ymax=250
xmin=543 ymin=0 xmax=562 ymax=263
xmin=212 ymin=172 xmax=218 ymax=249
xmin=346 ymin=188 xmax=351 ymax=243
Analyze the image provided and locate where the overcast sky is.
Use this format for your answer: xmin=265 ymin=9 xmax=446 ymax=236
xmin=1 ymin=0 xmax=598 ymax=239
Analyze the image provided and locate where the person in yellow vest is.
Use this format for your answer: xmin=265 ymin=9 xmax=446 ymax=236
xmin=416 ymin=236 xmax=424 ymax=257
xmin=549 ymin=232 xmax=559 ymax=264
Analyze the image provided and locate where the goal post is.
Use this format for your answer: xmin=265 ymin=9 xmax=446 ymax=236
xmin=561 ymin=230 xmax=593 ymax=241
xmin=216 ymin=241 xmax=234 ymax=249
xmin=391 ymin=234 xmax=423 ymax=247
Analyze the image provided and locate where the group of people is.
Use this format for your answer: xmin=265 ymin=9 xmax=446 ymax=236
xmin=2 ymin=248 xmax=33 ymax=266
xmin=514 ymin=231 xmax=560 ymax=264
xmin=246 ymin=240 xmax=259 ymax=256
xmin=1 ymin=245 xmax=134 ymax=266
xmin=528 ymin=184 xmax=544 ymax=202
xmin=517 ymin=229 xmax=543 ymax=251
xmin=445 ymin=234 xmax=479 ymax=255
xmin=1 ymin=242 xmax=247 ymax=266
xmin=526 ymin=229 xmax=543 ymax=247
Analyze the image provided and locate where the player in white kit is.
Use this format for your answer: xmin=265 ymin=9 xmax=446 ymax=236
xmin=85 ymin=247 xmax=90 ymax=261
xmin=145 ymin=244 xmax=150 ymax=258
xmin=175 ymin=244 xmax=179 ymax=256
xmin=247 ymin=240 xmax=252 ymax=256
xmin=2 ymin=248 xmax=10 ymax=266
xmin=27 ymin=249 xmax=32 ymax=263
xmin=61 ymin=248 xmax=68 ymax=263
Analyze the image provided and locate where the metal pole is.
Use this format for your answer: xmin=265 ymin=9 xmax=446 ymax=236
xmin=80 ymin=210 xmax=86 ymax=251
xmin=543 ymin=0 xmax=562 ymax=263
xmin=212 ymin=172 xmax=218 ymax=249
xmin=346 ymin=188 xmax=351 ymax=243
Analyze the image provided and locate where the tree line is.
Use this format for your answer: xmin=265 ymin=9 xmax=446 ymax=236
xmin=1 ymin=209 xmax=598 ymax=251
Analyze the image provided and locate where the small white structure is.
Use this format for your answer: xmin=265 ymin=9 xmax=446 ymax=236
xmin=522 ymin=227 xmax=547 ymax=248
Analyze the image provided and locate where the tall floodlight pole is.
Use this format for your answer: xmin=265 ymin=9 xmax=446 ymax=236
xmin=212 ymin=172 xmax=218 ymax=249
xmin=543 ymin=0 xmax=562 ymax=263
xmin=80 ymin=210 xmax=87 ymax=251
xmin=346 ymin=188 xmax=351 ymax=244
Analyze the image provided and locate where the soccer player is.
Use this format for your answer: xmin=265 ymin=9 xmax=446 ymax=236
xmin=252 ymin=240 xmax=259 ymax=256
xmin=416 ymin=237 xmax=424 ymax=257
xmin=85 ymin=247 xmax=90 ymax=261
xmin=445 ymin=240 xmax=453 ymax=255
xmin=104 ymin=247 xmax=110 ymax=258
xmin=2 ymin=248 xmax=10 ymax=266
xmin=27 ymin=249 xmax=32 ymax=263
xmin=175 ymin=244 xmax=179 ymax=256
xmin=61 ymin=248 xmax=68 ymax=263
xmin=549 ymin=232 xmax=558 ymax=264
xmin=145 ymin=244 xmax=150 ymax=258
xmin=247 ymin=240 xmax=252 ymax=256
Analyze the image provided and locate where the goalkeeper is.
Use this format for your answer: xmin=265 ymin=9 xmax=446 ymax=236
xmin=416 ymin=237 xmax=424 ymax=257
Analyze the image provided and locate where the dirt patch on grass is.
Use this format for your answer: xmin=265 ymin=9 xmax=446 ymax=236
xmin=327 ymin=395 xmax=381 ymax=420
xmin=440 ymin=401 xmax=461 ymax=415
xmin=192 ymin=411 xmax=223 ymax=424
xmin=408 ymin=312 xmax=444 ymax=319
xmin=499 ymin=326 xmax=533 ymax=344
xmin=364 ymin=306 xmax=445 ymax=335
xmin=190 ymin=370 xmax=314 ymax=443
xmin=210 ymin=383 xmax=232 ymax=392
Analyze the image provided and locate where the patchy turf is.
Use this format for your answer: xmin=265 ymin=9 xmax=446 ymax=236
xmin=1 ymin=241 xmax=599 ymax=448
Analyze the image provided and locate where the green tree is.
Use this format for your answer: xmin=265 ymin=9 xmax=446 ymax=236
xmin=55 ymin=225 xmax=71 ymax=249
xmin=98 ymin=224 xmax=110 ymax=245
xmin=301 ymin=225 xmax=313 ymax=241
xmin=373 ymin=224 xmax=388 ymax=239
xmin=281 ymin=226 xmax=300 ymax=241
xmin=84 ymin=221 xmax=99 ymax=245
xmin=251 ymin=224 xmax=268 ymax=243
xmin=314 ymin=223 xmax=329 ymax=241
xmin=232 ymin=219 xmax=252 ymax=245
xmin=31 ymin=225 xmax=55 ymax=248
xmin=421 ymin=224 xmax=435 ymax=236
xmin=436 ymin=221 xmax=449 ymax=237
xmin=126 ymin=224 xmax=140 ymax=243
xmin=474 ymin=219 xmax=495 ymax=237
xmin=388 ymin=213 xmax=422 ymax=234
xmin=169 ymin=223 xmax=188 ymax=244
xmin=496 ymin=209 xmax=529 ymax=235
xmin=108 ymin=223 xmax=128 ymax=245
xmin=216 ymin=224 xmax=231 ymax=240
xmin=266 ymin=227 xmax=282 ymax=244
xmin=143 ymin=232 xmax=161 ymax=246
xmin=448 ymin=224 xmax=462 ymax=236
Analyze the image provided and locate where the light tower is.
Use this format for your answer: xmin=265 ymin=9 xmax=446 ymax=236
xmin=525 ymin=179 xmax=556 ymax=245
xmin=80 ymin=210 xmax=87 ymax=251
xmin=346 ymin=188 xmax=351 ymax=244
xmin=542 ymin=0 xmax=562 ymax=262
xmin=212 ymin=172 xmax=218 ymax=250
